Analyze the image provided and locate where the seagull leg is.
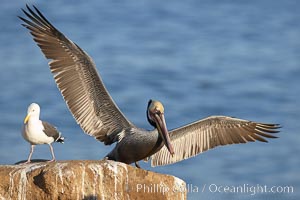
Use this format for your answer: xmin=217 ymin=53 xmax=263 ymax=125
xmin=135 ymin=162 xmax=141 ymax=168
xmin=48 ymin=144 xmax=56 ymax=162
xmin=23 ymin=145 xmax=35 ymax=164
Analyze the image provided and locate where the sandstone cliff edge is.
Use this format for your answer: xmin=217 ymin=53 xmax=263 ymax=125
xmin=0 ymin=160 xmax=186 ymax=200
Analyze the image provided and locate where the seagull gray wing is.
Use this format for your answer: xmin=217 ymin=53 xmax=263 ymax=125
xmin=42 ymin=121 xmax=61 ymax=141
xmin=151 ymin=116 xmax=280 ymax=166
xmin=19 ymin=5 xmax=134 ymax=145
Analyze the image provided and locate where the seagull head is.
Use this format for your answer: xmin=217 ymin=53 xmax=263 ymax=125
xmin=24 ymin=103 xmax=40 ymax=124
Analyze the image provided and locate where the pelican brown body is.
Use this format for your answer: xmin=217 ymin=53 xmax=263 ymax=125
xmin=19 ymin=5 xmax=280 ymax=167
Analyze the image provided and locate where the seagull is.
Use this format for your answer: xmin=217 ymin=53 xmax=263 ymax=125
xmin=22 ymin=103 xmax=64 ymax=163
xmin=19 ymin=5 xmax=280 ymax=167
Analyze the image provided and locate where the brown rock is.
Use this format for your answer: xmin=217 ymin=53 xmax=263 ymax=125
xmin=0 ymin=160 xmax=186 ymax=200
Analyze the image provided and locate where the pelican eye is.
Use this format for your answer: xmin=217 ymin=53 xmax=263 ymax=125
xmin=154 ymin=108 xmax=162 ymax=115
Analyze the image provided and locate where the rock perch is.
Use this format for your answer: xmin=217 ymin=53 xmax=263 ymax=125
xmin=0 ymin=160 xmax=186 ymax=200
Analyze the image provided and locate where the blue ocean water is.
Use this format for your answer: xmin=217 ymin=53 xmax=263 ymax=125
xmin=0 ymin=0 xmax=299 ymax=199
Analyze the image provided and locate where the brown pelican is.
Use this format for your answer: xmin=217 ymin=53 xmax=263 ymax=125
xmin=19 ymin=5 xmax=280 ymax=167
xmin=22 ymin=103 xmax=65 ymax=163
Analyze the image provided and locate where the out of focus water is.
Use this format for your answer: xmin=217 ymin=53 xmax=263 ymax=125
xmin=0 ymin=1 xmax=299 ymax=199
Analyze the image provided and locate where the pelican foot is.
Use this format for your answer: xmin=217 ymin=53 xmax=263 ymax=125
xmin=135 ymin=162 xmax=141 ymax=168
xmin=103 ymin=156 xmax=109 ymax=161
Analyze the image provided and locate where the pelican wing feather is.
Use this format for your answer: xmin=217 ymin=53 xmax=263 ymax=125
xmin=151 ymin=116 xmax=280 ymax=166
xmin=19 ymin=5 xmax=134 ymax=145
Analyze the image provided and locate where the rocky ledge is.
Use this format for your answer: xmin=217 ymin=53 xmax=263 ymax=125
xmin=0 ymin=160 xmax=186 ymax=200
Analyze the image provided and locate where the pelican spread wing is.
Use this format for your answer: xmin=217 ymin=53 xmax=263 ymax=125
xmin=19 ymin=5 xmax=133 ymax=145
xmin=151 ymin=116 xmax=279 ymax=166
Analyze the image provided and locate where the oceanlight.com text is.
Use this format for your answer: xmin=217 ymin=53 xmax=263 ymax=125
xmin=205 ymin=183 xmax=293 ymax=195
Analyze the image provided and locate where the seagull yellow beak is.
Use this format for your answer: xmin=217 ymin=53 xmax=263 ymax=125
xmin=24 ymin=114 xmax=30 ymax=124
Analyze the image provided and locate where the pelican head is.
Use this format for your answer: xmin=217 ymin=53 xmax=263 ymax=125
xmin=147 ymin=99 xmax=174 ymax=156
xmin=24 ymin=103 xmax=40 ymax=124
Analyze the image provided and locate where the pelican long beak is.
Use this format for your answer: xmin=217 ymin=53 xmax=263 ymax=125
xmin=154 ymin=112 xmax=175 ymax=156
xmin=24 ymin=114 xmax=30 ymax=124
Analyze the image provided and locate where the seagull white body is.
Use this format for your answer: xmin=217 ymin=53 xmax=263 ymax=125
xmin=22 ymin=103 xmax=64 ymax=163
xmin=23 ymin=117 xmax=55 ymax=144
